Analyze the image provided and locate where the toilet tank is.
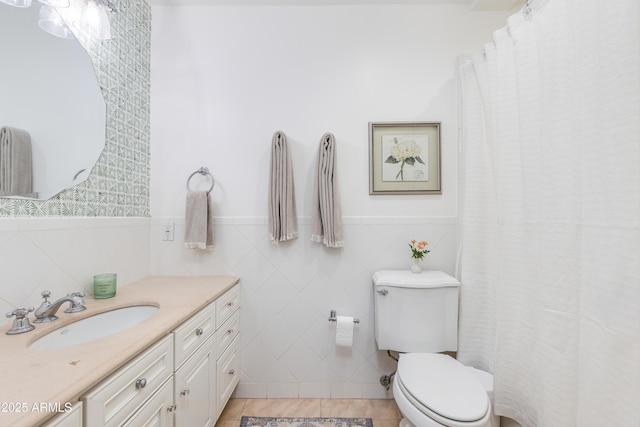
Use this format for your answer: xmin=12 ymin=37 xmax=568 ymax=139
xmin=373 ymin=270 xmax=460 ymax=353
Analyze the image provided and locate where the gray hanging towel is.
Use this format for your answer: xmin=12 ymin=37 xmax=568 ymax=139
xmin=184 ymin=190 xmax=214 ymax=249
xmin=0 ymin=126 xmax=36 ymax=198
xmin=311 ymin=132 xmax=344 ymax=248
xmin=268 ymin=130 xmax=298 ymax=244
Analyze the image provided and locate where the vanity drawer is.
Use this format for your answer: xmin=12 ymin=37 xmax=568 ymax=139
xmin=83 ymin=334 xmax=174 ymax=427
xmin=216 ymin=284 xmax=239 ymax=327
xmin=173 ymin=300 xmax=216 ymax=368
xmin=216 ymin=334 xmax=239 ymax=416
xmin=216 ymin=307 xmax=240 ymax=356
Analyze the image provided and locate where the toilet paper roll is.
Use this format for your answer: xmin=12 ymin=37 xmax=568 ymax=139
xmin=335 ymin=315 xmax=354 ymax=347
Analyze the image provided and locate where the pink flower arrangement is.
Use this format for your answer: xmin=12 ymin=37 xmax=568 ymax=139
xmin=409 ymin=239 xmax=430 ymax=260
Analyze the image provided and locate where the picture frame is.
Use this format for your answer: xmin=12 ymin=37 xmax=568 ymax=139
xmin=369 ymin=121 xmax=441 ymax=195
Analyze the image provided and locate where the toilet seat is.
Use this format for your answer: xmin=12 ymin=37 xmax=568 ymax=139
xmin=395 ymin=353 xmax=491 ymax=427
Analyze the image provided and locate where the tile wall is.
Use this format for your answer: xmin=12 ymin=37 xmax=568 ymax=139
xmin=151 ymin=216 xmax=458 ymax=398
xmin=0 ymin=217 xmax=151 ymax=320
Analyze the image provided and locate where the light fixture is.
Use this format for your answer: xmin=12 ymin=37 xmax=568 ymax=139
xmin=72 ymin=0 xmax=112 ymax=40
xmin=38 ymin=5 xmax=74 ymax=39
xmin=1 ymin=0 xmax=117 ymax=40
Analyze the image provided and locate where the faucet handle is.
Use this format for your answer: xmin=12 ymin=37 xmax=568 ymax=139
xmin=41 ymin=290 xmax=52 ymax=301
xmin=64 ymin=291 xmax=86 ymax=314
xmin=5 ymin=307 xmax=36 ymax=335
xmin=6 ymin=306 xmax=34 ymax=318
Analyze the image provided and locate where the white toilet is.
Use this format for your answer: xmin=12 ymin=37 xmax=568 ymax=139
xmin=373 ymin=270 xmax=500 ymax=427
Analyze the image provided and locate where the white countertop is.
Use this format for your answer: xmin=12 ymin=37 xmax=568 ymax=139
xmin=0 ymin=275 xmax=239 ymax=427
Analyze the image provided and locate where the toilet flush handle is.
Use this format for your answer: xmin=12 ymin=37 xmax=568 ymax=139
xmin=376 ymin=289 xmax=388 ymax=296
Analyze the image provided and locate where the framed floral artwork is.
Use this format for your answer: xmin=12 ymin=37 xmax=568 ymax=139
xmin=369 ymin=121 xmax=441 ymax=194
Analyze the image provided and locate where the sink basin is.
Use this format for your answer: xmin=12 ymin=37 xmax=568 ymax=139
xmin=29 ymin=305 xmax=158 ymax=350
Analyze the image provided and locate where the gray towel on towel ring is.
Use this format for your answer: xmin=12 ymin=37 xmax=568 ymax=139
xmin=268 ymin=130 xmax=298 ymax=244
xmin=311 ymin=132 xmax=343 ymax=248
xmin=184 ymin=190 xmax=214 ymax=249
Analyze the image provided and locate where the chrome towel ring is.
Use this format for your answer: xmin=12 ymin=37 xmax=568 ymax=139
xmin=186 ymin=167 xmax=215 ymax=194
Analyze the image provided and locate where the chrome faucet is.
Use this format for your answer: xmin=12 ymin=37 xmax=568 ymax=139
xmin=34 ymin=290 xmax=86 ymax=323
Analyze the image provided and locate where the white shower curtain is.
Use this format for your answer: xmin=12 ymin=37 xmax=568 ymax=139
xmin=457 ymin=1 xmax=640 ymax=426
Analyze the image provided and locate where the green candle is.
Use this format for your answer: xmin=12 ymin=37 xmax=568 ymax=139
xmin=93 ymin=273 xmax=117 ymax=299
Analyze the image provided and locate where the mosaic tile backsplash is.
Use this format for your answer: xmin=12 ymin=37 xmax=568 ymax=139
xmin=0 ymin=0 xmax=151 ymax=217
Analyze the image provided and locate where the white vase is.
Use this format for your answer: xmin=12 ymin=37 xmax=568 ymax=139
xmin=410 ymin=258 xmax=423 ymax=273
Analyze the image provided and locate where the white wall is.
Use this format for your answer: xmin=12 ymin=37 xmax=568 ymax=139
xmin=150 ymin=4 xmax=509 ymax=218
xmin=150 ymin=4 xmax=510 ymax=398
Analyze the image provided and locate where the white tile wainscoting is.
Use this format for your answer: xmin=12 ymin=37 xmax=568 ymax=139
xmin=0 ymin=218 xmax=151 ymax=321
xmin=0 ymin=216 xmax=458 ymax=400
xmin=150 ymin=216 xmax=459 ymax=399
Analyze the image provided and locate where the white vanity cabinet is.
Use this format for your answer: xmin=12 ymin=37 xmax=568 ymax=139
xmin=174 ymin=284 xmax=240 ymax=425
xmin=80 ymin=284 xmax=240 ymax=427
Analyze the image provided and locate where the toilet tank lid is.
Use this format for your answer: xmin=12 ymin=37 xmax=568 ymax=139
xmin=373 ymin=270 xmax=460 ymax=288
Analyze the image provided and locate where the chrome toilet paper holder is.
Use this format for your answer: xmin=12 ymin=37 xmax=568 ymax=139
xmin=328 ymin=310 xmax=360 ymax=324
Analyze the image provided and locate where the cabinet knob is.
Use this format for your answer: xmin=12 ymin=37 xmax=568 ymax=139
xmin=195 ymin=328 xmax=204 ymax=336
xmin=167 ymin=404 xmax=177 ymax=413
xmin=226 ymin=328 xmax=234 ymax=335
xmin=180 ymin=389 xmax=190 ymax=397
xmin=228 ymin=369 xmax=235 ymax=375
xmin=135 ymin=378 xmax=147 ymax=389
xmin=226 ymin=302 xmax=234 ymax=307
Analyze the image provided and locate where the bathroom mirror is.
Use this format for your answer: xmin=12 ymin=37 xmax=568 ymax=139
xmin=0 ymin=4 xmax=106 ymax=200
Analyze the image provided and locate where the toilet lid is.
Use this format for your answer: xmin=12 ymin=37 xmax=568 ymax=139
xmin=397 ymin=353 xmax=489 ymax=424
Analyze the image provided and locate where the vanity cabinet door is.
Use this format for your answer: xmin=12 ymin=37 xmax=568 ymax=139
xmin=174 ymin=334 xmax=217 ymax=427
xmin=121 ymin=378 xmax=174 ymax=427
xmin=39 ymin=402 xmax=82 ymax=427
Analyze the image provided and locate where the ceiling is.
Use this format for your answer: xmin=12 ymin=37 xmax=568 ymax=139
xmin=148 ymin=0 xmax=525 ymax=12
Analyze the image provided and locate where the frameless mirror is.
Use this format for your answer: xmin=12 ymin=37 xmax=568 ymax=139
xmin=0 ymin=4 xmax=105 ymax=200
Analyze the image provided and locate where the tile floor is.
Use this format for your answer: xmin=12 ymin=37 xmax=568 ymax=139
xmin=217 ymin=398 xmax=402 ymax=427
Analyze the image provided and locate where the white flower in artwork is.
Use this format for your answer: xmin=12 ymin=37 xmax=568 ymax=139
xmin=384 ymin=137 xmax=427 ymax=181
xmin=389 ymin=140 xmax=422 ymax=163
